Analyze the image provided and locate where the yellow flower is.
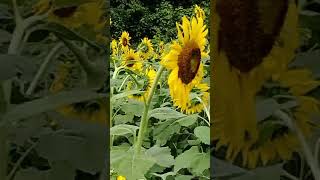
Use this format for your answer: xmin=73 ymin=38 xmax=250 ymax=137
xmin=128 ymin=68 xmax=157 ymax=102
xmin=119 ymin=31 xmax=131 ymax=49
xmin=111 ymin=39 xmax=119 ymax=56
xmin=121 ymin=48 xmax=142 ymax=72
xmin=50 ymin=62 xmax=108 ymax=125
xmin=117 ymin=176 xmax=126 ymax=180
xmin=212 ymin=0 xmax=299 ymax=162
xmin=194 ymin=5 xmax=205 ymax=19
xmin=138 ymin=37 xmax=154 ymax=60
xmin=161 ymin=14 xmax=208 ymax=112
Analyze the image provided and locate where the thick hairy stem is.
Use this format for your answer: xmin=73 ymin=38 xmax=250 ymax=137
xmin=134 ymin=66 xmax=164 ymax=154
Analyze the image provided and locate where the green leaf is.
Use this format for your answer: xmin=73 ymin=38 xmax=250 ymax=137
xmin=0 ymin=54 xmax=37 ymax=82
xmin=194 ymin=126 xmax=210 ymax=145
xmin=47 ymin=161 xmax=76 ymax=180
xmin=290 ymin=50 xmax=320 ymax=78
xmin=232 ymin=164 xmax=283 ymax=180
xmin=153 ymin=119 xmax=181 ymax=146
xmin=148 ymin=107 xmax=186 ymax=120
xmin=145 ymin=145 xmax=174 ymax=167
xmin=0 ymin=29 xmax=11 ymax=45
xmin=111 ymin=148 xmax=155 ymax=180
xmin=14 ymin=168 xmax=47 ymax=180
xmin=121 ymin=100 xmax=144 ymax=117
xmin=174 ymin=146 xmax=209 ymax=175
xmin=110 ymin=124 xmax=139 ymax=136
xmin=211 ymin=157 xmax=248 ymax=178
xmin=114 ymin=113 xmax=134 ymax=124
xmin=111 ymin=90 xmax=144 ymax=102
xmin=256 ymin=98 xmax=280 ymax=122
xmin=176 ymin=114 xmax=198 ymax=127
xmin=2 ymin=89 xmax=106 ymax=124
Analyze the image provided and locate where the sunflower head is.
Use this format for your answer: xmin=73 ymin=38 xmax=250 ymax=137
xmin=128 ymin=68 xmax=157 ymax=101
xmin=119 ymin=31 xmax=131 ymax=49
xmin=121 ymin=48 xmax=142 ymax=72
xmin=138 ymin=37 xmax=154 ymax=60
xmin=117 ymin=176 xmax=126 ymax=180
xmin=161 ymin=14 xmax=208 ymax=113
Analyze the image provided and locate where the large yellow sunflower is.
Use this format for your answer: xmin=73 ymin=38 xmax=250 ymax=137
xmin=138 ymin=37 xmax=154 ymax=60
xmin=119 ymin=31 xmax=131 ymax=49
xmin=128 ymin=68 xmax=157 ymax=102
xmin=212 ymin=0 xmax=299 ymax=161
xmin=215 ymin=67 xmax=320 ymax=169
xmin=161 ymin=14 xmax=208 ymax=112
xmin=50 ymin=62 xmax=108 ymax=125
xmin=121 ymin=48 xmax=142 ymax=72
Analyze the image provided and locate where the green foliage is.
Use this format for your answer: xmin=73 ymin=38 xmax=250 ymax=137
xmin=111 ymin=0 xmax=210 ymax=43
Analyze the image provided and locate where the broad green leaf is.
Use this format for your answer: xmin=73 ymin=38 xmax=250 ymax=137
xmin=14 ymin=168 xmax=47 ymax=180
xmin=35 ymin=127 xmax=106 ymax=173
xmin=290 ymin=50 xmax=320 ymax=78
xmin=145 ymin=145 xmax=174 ymax=167
xmin=114 ymin=113 xmax=134 ymax=124
xmin=111 ymin=148 xmax=155 ymax=180
xmin=110 ymin=124 xmax=139 ymax=136
xmin=47 ymin=161 xmax=76 ymax=180
xmin=153 ymin=119 xmax=181 ymax=146
xmin=175 ymin=175 xmax=193 ymax=180
xmin=194 ymin=126 xmax=210 ymax=145
xmin=174 ymin=146 xmax=209 ymax=175
xmin=151 ymin=172 xmax=176 ymax=180
xmin=232 ymin=164 xmax=283 ymax=180
xmin=211 ymin=157 xmax=248 ymax=178
xmin=256 ymin=98 xmax=280 ymax=122
xmin=176 ymin=114 xmax=198 ymax=127
xmin=1 ymin=89 xmax=106 ymax=124
xmin=0 ymin=29 xmax=11 ymax=44
xmin=111 ymin=90 xmax=144 ymax=102
xmin=121 ymin=100 xmax=144 ymax=117
xmin=148 ymin=107 xmax=186 ymax=120
xmin=0 ymin=54 xmax=37 ymax=81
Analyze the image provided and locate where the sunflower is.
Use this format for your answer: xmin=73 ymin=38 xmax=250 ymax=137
xmin=119 ymin=31 xmax=131 ymax=49
xmin=128 ymin=68 xmax=157 ymax=102
xmin=184 ymin=83 xmax=209 ymax=114
xmin=121 ymin=48 xmax=142 ymax=72
xmin=161 ymin=13 xmax=208 ymax=112
xmin=211 ymin=0 xmax=299 ymax=161
xmin=138 ymin=37 xmax=154 ymax=60
xmin=33 ymin=0 xmax=106 ymax=42
xmin=50 ymin=62 xmax=107 ymax=125
xmin=194 ymin=5 xmax=205 ymax=19
xmin=111 ymin=39 xmax=119 ymax=56
xmin=216 ymin=67 xmax=320 ymax=169
xmin=117 ymin=176 xmax=126 ymax=180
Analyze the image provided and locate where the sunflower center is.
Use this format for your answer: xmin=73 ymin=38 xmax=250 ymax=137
xmin=217 ymin=0 xmax=288 ymax=72
xmin=53 ymin=6 xmax=78 ymax=18
xmin=178 ymin=44 xmax=201 ymax=84
xmin=126 ymin=57 xmax=135 ymax=67
xmin=122 ymin=38 xmax=128 ymax=46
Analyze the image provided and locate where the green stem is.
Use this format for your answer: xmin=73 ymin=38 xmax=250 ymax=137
xmin=26 ymin=43 xmax=63 ymax=96
xmin=275 ymin=110 xmax=320 ymax=180
xmin=134 ymin=65 xmax=164 ymax=154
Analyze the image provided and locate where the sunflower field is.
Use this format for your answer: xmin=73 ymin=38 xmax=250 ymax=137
xmin=0 ymin=0 xmax=109 ymax=179
xmin=110 ymin=3 xmax=210 ymax=180
xmin=211 ymin=0 xmax=320 ymax=180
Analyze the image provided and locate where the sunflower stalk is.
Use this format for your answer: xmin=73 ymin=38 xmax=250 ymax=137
xmin=134 ymin=65 xmax=164 ymax=154
xmin=8 ymin=10 xmax=47 ymax=55
xmin=58 ymin=38 xmax=105 ymax=89
xmin=26 ymin=43 xmax=63 ymax=96
xmin=275 ymin=110 xmax=320 ymax=180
